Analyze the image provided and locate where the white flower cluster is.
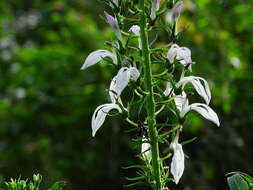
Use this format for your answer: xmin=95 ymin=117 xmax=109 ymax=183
xmin=163 ymin=44 xmax=220 ymax=184
xmin=81 ymin=13 xmax=141 ymax=137
xmin=81 ymin=2 xmax=220 ymax=186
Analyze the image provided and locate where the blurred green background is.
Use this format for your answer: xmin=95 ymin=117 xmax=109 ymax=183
xmin=0 ymin=0 xmax=252 ymax=189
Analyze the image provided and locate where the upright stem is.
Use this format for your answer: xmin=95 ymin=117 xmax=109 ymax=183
xmin=139 ymin=1 xmax=162 ymax=189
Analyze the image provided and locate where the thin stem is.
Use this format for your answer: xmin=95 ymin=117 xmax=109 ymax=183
xmin=125 ymin=118 xmax=139 ymax=127
xmin=139 ymin=1 xmax=162 ymax=189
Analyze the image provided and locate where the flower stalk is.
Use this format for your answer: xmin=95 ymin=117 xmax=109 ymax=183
xmin=81 ymin=0 xmax=220 ymax=189
xmin=139 ymin=0 xmax=162 ymax=189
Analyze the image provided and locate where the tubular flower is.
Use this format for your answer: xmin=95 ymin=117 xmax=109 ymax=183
xmin=170 ymin=132 xmax=184 ymax=184
xmin=109 ymin=67 xmax=140 ymax=103
xmin=81 ymin=50 xmax=117 ymax=70
xmin=167 ymin=44 xmax=192 ymax=71
xmin=176 ymin=76 xmax=211 ymax=104
xmin=129 ymin=25 xmax=142 ymax=49
xmin=91 ymin=67 xmax=140 ymax=136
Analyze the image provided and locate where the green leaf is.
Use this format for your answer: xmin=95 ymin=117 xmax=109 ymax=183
xmin=227 ymin=174 xmax=249 ymax=190
xmin=126 ymin=176 xmax=146 ymax=181
xmin=48 ymin=182 xmax=65 ymax=190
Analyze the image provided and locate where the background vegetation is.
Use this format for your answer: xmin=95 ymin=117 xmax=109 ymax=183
xmin=0 ymin=0 xmax=252 ymax=189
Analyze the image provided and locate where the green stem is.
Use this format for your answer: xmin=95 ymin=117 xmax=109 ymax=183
xmin=139 ymin=1 xmax=162 ymax=189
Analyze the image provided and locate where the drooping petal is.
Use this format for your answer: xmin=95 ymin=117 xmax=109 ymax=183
xmin=104 ymin=11 xmax=122 ymax=41
xmin=81 ymin=50 xmax=116 ymax=70
xmin=172 ymin=1 xmax=183 ymax=23
xmin=109 ymin=67 xmax=140 ymax=103
xmin=170 ymin=133 xmax=185 ymax=184
xmin=151 ymin=0 xmax=160 ymax=20
xmin=176 ymin=76 xmax=211 ymax=104
xmin=141 ymin=137 xmax=152 ymax=162
xmin=180 ymin=103 xmax=220 ymax=126
xmin=91 ymin=103 xmax=122 ymax=136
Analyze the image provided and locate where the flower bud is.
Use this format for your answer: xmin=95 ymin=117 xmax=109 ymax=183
xmin=104 ymin=11 xmax=122 ymax=41
xmin=172 ymin=1 xmax=183 ymax=23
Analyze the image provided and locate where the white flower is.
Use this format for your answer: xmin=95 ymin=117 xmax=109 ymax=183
xmin=129 ymin=25 xmax=140 ymax=36
xmin=167 ymin=44 xmax=192 ymax=71
xmin=151 ymin=0 xmax=160 ymax=20
xmin=141 ymin=137 xmax=152 ymax=162
xmin=109 ymin=67 xmax=140 ymax=103
xmin=164 ymin=86 xmax=219 ymax=126
xmin=176 ymin=76 xmax=211 ymax=104
xmin=104 ymin=11 xmax=122 ymax=42
xmin=92 ymin=104 xmax=122 ymax=137
xmin=180 ymin=103 xmax=220 ymax=126
xmin=170 ymin=132 xmax=184 ymax=184
xmin=129 ymin=25 xmax=142 ymax=49
xmin=92 ymin=67 xmax=140 ymax=136
xmin=81 ymin=50 xmax=117 ymax=70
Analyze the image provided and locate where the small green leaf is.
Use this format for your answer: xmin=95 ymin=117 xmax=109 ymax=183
xmin=227 ymin=174 xmax=249 ymax=190
xmin=126 ymin=176 xmax=146 ymax=181
xmin=48 ymin=181 xmax=65 ymax=190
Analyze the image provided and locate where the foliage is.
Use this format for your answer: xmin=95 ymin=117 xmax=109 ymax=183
xmin=4 ymin=174 xmax=65 ymax=190
xmin=227 ymin=172 xmax=253 ymax=190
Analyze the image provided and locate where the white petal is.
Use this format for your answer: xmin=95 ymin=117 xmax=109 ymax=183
xmin=81 ymin=50 xmax=116 ymax=70
xmin=141 ymin=137 xmax=152 ymax=162
xmin=167 ymin=44 xmax=180 ymax=63
xmin=181 ymin=103 xmax=220 ymax=126
xmin=164 ymin=83 xmax=173 ymax=96
xmin=174 ymin=92 xmax=189 ymax=112
xmin=129 ymin=67 xmax=140 ymax=81
xmin=177 ymin=47 xmax=192 ymax=67
xmin=177 ymin=76 xmax=211 ymax=104
xmin=91 ymin=104 xmax=122 ymax=137
xmin=109 ymin=67 xmax=140 ymax=103
xmin=170 ymin=133 xmax=184 ymax=184
xmin=167 ymin=44 xmax=192 ymax=70
xmin=151 ymin=0 xmax=160 ymax=20
xmin=129 ymin=25 xmax=140 ymax=36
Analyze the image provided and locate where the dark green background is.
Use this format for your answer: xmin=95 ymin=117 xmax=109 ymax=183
xmin=0 ymin=0 xmax=252 ymax=189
